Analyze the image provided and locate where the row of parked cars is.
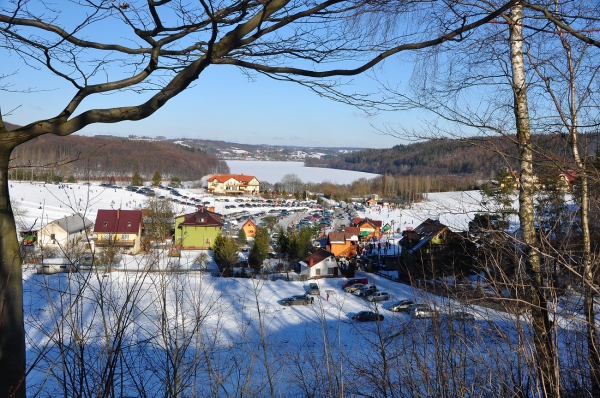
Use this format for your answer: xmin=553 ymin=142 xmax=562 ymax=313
xmin=343 ymin=278 xmax=476 ymax=321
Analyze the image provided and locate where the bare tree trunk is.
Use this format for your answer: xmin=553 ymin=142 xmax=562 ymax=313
xmin=509 ymin=5 xmax=559 ymax=397
xmin=0 ymin=142 xmax=26 ymax=398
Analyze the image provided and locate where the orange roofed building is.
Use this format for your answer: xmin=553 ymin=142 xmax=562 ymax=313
xmin=325 ymin=231 xmax=359 ymax=258
xmin=241 ymin=219 xmax=258 ymax=239
xmin=206 ymin=174 xmax=260 ymax=195
xmin=352 ymin=218 xmax=383 ymax=239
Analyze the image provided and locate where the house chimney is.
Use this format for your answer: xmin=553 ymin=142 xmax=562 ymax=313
xmin=117 ymin=209 xmax=120 ymax=219
xmin=309 ymin=258 xmax=314 ymax=267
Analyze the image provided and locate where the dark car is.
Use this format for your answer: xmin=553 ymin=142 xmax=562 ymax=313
xmin=281 ymin=295 xmax=310 ymax=306
xmin=449 ymin=311 xmax=475 ymax=322
xmin=352 ymin=311 xmax=384 ymax=322
xmin=354 ymin=284 xmax=377 ymax=297
xmin=388 ymin=299 xmax=415 ymax=312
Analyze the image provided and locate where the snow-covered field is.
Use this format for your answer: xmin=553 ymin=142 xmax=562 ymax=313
xmin=226 ymin=160 xmax=380 ymax=184
xmin=9 ymin=181 xmax=588 ymax=396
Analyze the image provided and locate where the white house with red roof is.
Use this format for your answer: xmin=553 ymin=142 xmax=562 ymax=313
xmin=206 ymin=174 xmax=260 ymax=195
xmin=93 ymin=209 xmax=144 ymax=254
xmin=298 ymin=248 xmax=339 ymax=279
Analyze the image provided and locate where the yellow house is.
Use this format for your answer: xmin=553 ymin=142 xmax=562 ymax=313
xmin=206 ymin=174 xmax=260 ymax=195
xmin=93 ymin=209 xmax=144 ymax=254
xmin=325 ymin=231 xmax=359 ymax=258
xmin=241 ymin=219 xmax=258 ymax=239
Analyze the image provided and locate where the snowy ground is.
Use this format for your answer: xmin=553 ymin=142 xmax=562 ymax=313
xmin=9 ymin=181 xmax=589 ymax=396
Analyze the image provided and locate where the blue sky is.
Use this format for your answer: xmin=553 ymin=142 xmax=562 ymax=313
xmin=3 ymin=50 xmax=420 ymax=150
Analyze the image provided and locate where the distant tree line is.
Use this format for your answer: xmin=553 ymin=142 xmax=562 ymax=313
xmin=306 ymin=133 xmax=594 ymax=178
xmin=261 ymin=173 xmax=480 ymax=203
xmin=8 ymin=134 xmax=228 ymax=182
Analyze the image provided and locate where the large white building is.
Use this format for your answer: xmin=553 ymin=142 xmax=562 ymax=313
xmin=206 ymin=174 xmax=260 ymax=195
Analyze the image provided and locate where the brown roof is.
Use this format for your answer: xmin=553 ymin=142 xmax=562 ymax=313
xmin=302 ymin=248 xmax=335 ymax=267
xmin=178 ymin=207 xmax=224 ymax=227
xmin=344 ymin=227 xmax=360 ymax=235
xmin=94 ymin=210 xmax=143 ymax=233
xmin=413 ymin=218 xmax=448 ymax=237
xmin=207 ymin=174 xmax=259 ymax=183
xmin=353 ymin=218 xmax=383 ymax=228
xmin=327 ymin=232 xmax=357 ymax=244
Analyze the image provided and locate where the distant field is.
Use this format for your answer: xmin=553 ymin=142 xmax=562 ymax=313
xmin=225 ymin=160 xmax=380 ymax=184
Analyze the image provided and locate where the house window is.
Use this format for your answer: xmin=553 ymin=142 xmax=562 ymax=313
xmin=327 ymin=268 xmax=334 ymax=275
xmin=103 ymin=221 xmax=108 ymax=226
xmin=315 ymin=269 xmax=321 ymax=276
xmin=104 ymin=233 xmax=111 ymax=240
xmin=127 ymin=222 xmax=132 ymax=227
xmin=50 ymin=234 xmax=55 ymax=240
xmin=205 ymin=237 xmax=211 ymax=244
xmin=121 ymin=234 xmax=129 ymax=240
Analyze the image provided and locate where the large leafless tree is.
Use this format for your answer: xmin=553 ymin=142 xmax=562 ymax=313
xmin=0 ymin=1 xmax=518 ymax=395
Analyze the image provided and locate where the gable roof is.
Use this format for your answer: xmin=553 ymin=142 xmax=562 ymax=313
xmin=94 ymin=210 xmax=143 ymax=233
xmin=344 ymin=226 xmax=360 ymax=235
xmin=207 ymin=174 xmax=259 ymax=184
xmin=301 ymin=248 xmax=335 ymax=267
xmin=406 ymin=218 xmax=451 ymax=253
xmin=51 ymin=214 xmax=94 ymax=234
xmin=242 ymin=219 xmax=257 ymax=229
xmin=327 ymin=232 xmax=358 ymax=245
xmin=177 ymin=207 xmax=223 ymax=227
xmin=353 ymin=218 xmax=383 ymax=228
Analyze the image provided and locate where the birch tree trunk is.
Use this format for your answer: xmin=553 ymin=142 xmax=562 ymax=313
xmin=509 ymin=4 xmax=559 ymax=397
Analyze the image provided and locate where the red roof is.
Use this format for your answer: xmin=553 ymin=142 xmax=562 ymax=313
xmin=94 ymin=210 xmax=143 ymax=233
xmin=207 ymin=174 xmax=259 ymax=183
xmin=302 ymin=248 xmax=335 ymax=267
xmin=177 ymin=207 xmax=223 ymax=227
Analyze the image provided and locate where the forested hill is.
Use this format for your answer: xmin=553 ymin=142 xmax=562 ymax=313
xmin=7 ymin=131 xmax=228 ymax=181
xmin=305 ymin=134 xmax=594 ymax=178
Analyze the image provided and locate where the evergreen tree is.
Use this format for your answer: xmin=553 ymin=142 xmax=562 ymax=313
xmin=169 ymin=176 xmax=181 ymax=188
xmin=213 ymin=234 xmax=239 ymax=270
xmin=248 ymin=228 xmax=270 ymax=272
xmin=152 ymin=170 xmax=162 ymax=187
xmin=132 ymin=172 xmax=143 ymax=186
xmin=238 ymin=228 xmax=247 ymax=244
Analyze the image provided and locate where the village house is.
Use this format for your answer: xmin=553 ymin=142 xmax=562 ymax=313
xmin=37 ymin=213 xmax=94 ymax=248
xmin=206 ymin=174 xmax=260 ymax=195
xmin=352 ymin=217 xmax=383 ymax=239
xmin=174 ymin=207 xmax=224 ymax=249
xmin=93 ymin=209 xmax=144 ymax=254
xmin=399 ymin=218 xmax=470 ymax=278
xmin=325 ymin=231 xmax=359 ymax=259
xmin=241 ymin=219 xmax=257 ymax=239
xmin=298 ymin=248 xmax=339 ymax=279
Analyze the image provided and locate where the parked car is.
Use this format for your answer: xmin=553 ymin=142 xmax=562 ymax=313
xmin=342 ymin=278 xmax=369 ymax=289
xmin=449 ymin=311 xmax=475 ymax=322
xmin=354 ymin=284 xmax=377 ymax=297
xmin=408 ymin=304 xmax=438 ymax=318
xmin=281 ymin=295 xmax=310 ymax=306
xmin=367 ymin=292 xmax=390 ymax=302
xmin=344 ymin=283 xmax=364 ymax=293
xmin=308 ymin=283 xmax=320 ymax=295
xmin=388 ymin=299 xmax=415 ymax=312
xmin=352 ymin=311 xmax=384 ymax=322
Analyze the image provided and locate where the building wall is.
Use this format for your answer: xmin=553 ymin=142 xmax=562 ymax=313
xmin=301 ymin=257 xmax=339 ymax=279
xmin=174 ymin=221 xmax=221 ymax=249
xmin=38 ymin=223 xmax=90 ymax=248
